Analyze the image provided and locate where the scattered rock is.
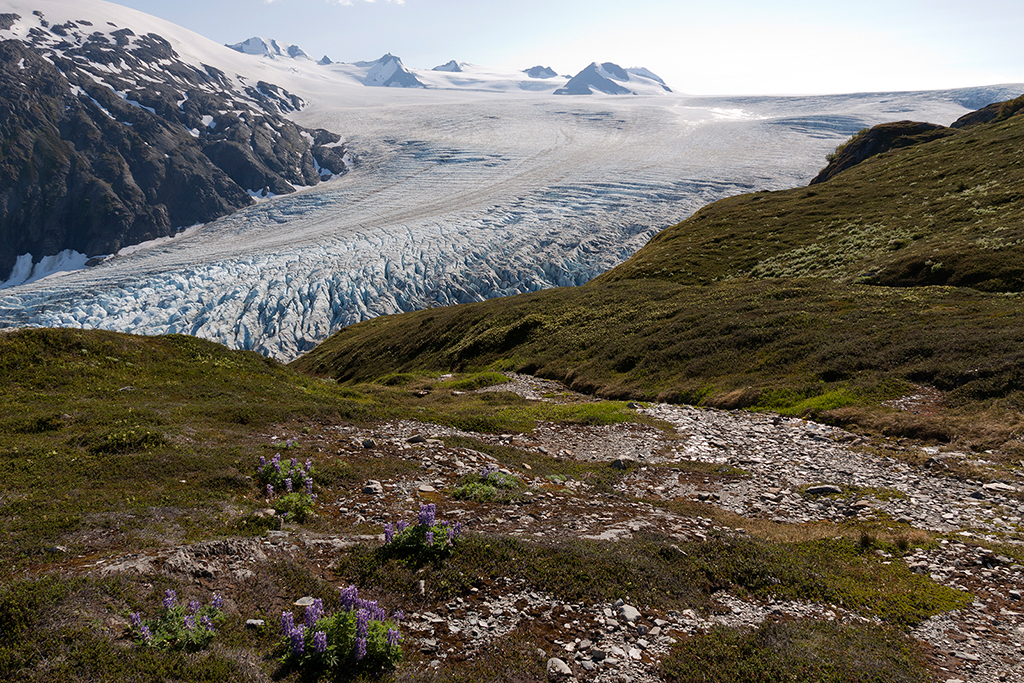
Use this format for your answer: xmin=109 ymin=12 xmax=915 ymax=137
xmin=546 ymin=657 xmax=573 ymax=679
xmin=804 ymin=485 xmax=843 ymax=496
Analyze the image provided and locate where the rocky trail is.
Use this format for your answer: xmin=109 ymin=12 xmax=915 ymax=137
xmin=85 ymin=375 xmax=1024 ymax=682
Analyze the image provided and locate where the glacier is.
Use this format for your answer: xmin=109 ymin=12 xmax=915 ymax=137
xmin=3 ymin=84 xmax=1018 ymax=360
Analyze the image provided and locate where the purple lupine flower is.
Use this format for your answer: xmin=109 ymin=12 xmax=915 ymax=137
xmin=393 ymin=610 xmax=405 ymax=623
xmin=384 ymin=522 xmax=394 ymax=544
xmin=211 ymin=593 xmax=224 ymax=610
xmin=281 ymin=611 xmax=295 ymax=635
xmin=306 ymin=478 xmax=313 ymax=495
xmin=304 ymin=598 xmax=324 ymax=628
xmin=373 ymin=605 xmax=386 ymax=622
xmin=130 ymin=611 xmax=142 ymax=627
xmin=425 ymin=530 xmax=434 ymax=546
xmin=290 ymin=457 xmax=298 ymax=469
xmin=290 ymin=626 xmax=305 ymax=655
xmin=354 ymin=636 xmax=367 ymax=661
xmin=140 ymin=624 xmax=153 ymax=642
xmin=312 ymin=493 xmax=318 ymax=502
xmin=355 ymin=608 xmax=369 ymax=638
xmin=188 ymin=599 xmax=200 ymax=614
xmin=286 ymin=439 xmax=293 ymax=449
xmin=259 ymin=455 xmax=266 ymax=467
xmin=285 ymin=478 xmax=293 ymax=493
xmin=358 ymin=599 xmax=380 ymax=621
xmin=200 ymin=615 xmax=214 ymax=631
xmin=313 ymin=630 xmax=327 ymax=654
xmin=386 ymin=628 xmax=402 ymax=647
xmin=447 ymin=526 xmax=455 ymax=545
xmin=266 ymin=483 xmax=274 ymax=498
xmin=396 ymin=520 xmax=409 ymax=533
xmin=340 ymin=585 xmax=359 ymax=611
xmin=274 ymin=460 xmax=282 ymax=474
xmin=305 ymin=459 xmax=313 ymax=473
xmin=184 ymin=614 xmax=195 ymax=630
xmin=418 ymin=503 xmax=436 ymax=527
xmin=454 ymin=521 xmax=463 ymax=539
xmin=163 ymin=589 xmax=177 ymax=610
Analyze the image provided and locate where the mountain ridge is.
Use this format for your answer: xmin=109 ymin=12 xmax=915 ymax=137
xmin=0 ymin=3 xmax=350 ymax=284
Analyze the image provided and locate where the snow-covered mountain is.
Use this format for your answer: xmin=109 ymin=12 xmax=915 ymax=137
xmin=362 ymin=53 xmax=426 ymax=88
xmin=227 ymin=36 xmax=312 ymax=61
xmin=1 ymin=0 xmax=1021 ymax=360
xmin=433 ymin=60 xmax=464 ymax=73
xmin=555 ymin=62 xmax=672 ymax=95
xmin=524 ymin=66 xmax=559 ymax=79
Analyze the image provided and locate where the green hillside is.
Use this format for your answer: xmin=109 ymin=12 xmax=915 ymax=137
xmin=294 ymin=103 xmax=1024 ymax=449
xmin=597 ymin=111 xmax=1024 ymax=291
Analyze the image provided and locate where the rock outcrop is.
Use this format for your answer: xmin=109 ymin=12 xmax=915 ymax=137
xmin=809 ymin=120 xmax=955 ymax=185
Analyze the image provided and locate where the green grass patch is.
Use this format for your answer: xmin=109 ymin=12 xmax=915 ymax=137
xmin=0 ymin=575 xmax=243 ymax=682
xmin=451 ymin=465 xmax=525 ymax=503
xmin=661 ymin=620 xmax=933 ymax=683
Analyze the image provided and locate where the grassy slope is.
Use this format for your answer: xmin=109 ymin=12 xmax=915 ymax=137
xmin=293 ymin=109 xmax=1024 ymax=449
xmin=596 ymin=113 xmax=1024 ymax=292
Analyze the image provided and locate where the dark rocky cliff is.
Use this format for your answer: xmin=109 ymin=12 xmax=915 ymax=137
xmin=0 ymin=12 xmax=349 ymax=283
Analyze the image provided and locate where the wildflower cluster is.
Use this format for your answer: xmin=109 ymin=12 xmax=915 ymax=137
xmin=257 ymin=454 xmax=317 ymax=522
xmin=128 ymin=590 xmax=224 ymax=651
xmin=382 ymin=504 xmax=463 ymax=562
xmin=280 ymin=587 xmax=402 ymax=678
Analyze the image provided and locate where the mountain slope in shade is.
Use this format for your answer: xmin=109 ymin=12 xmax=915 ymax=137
xmin=0 ymin=2 xmax=349 ymax=284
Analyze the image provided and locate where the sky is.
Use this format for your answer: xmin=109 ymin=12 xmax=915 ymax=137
xmin=109 ymin=0 xmax=1024 ymax=95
